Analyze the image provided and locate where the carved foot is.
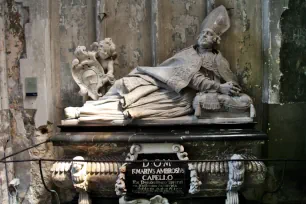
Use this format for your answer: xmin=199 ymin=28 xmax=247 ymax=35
xmin=78 ymin=191 xmax=92 ymax=204
xmin=65 ymin=107 xmax=80 ymax=119
xmin=225 ymin=191 xmax=239 ymax=204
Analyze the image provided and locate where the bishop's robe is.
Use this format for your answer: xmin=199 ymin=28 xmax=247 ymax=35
xmin=102 ymin=46 xmax=250 ymax=119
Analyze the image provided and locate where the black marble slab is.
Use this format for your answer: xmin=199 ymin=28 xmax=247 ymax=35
xmin=58 ymin=121 xmax=257 ymax=131
xmin=52 ymin=123 xmax=267 ymax=146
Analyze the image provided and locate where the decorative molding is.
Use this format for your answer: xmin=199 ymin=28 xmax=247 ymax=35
xmin=71 ymin=156 xmax=88 ymax=191
xmin=78 ymin=191 xmax=92 ymax=204
xmin=193 ymin=155 xmax=266 ymax=174
xmin=170 ymin=144 xmax=202 ymax=194
xmin=51 ymin=159 xmax=123 ymax=191
xmin=115 ymin=164 xmax=127 ymax=196
xmin=225 ymin=154 xmax=245 ymax=204
xmin=126 ymin=144 xmax=141 ymax=161
xmin=71 ymin=156 xmax=91 ymax=204
xmin=51 ymin=161 xmax=73 ymax=189
xmin=50 ymin=153 xmax=266 ymax=203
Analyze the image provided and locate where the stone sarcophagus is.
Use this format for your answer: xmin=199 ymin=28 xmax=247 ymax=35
xmin=50 ymin=123 xmax=267 ymax=204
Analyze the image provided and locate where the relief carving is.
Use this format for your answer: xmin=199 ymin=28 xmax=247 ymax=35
xmin=226 ymin=154 xmax=245 ymax=204
xmin=71 ymin=156 xmax=91 ymax=204
xmin=50 ymin=154 xmax=266 ymax=203
xmin=71 ymin=38 xmax=117 ymax=100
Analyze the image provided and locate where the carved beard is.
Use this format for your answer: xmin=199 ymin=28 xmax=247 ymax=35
xmin=198 ymin=38 xmax=213 ymax=49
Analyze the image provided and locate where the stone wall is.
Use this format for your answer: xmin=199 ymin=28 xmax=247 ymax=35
xmin=0 ymin=0 xmax=56 ymax=203
xmin=214 ymin=0 xmax=264 ymax=127
xmin=59 ymin=0 xmax=96 ymax=109
xmin=264 ymin=0 xmax=306 ymax=203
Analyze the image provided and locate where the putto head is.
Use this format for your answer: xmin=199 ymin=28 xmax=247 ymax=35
xmin=91 ymin=38 xmax=117 ymax=60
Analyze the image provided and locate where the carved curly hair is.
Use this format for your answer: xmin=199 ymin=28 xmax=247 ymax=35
xmin=91 ymin=38 xmax=117 ymax=60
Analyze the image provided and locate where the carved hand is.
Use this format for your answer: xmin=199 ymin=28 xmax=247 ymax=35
xmin=218 ymin=82 xmax=241 ymax=96
xmin=106 ymin=73 xmax=115 ymax=84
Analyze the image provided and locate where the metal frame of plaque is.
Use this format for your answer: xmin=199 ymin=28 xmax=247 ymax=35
xmin=115 ymin=144 xmax=202 ymax=203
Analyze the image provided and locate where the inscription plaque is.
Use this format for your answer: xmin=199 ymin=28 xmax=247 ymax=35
xmin=126 ymin=154 xmax=189 ymax=196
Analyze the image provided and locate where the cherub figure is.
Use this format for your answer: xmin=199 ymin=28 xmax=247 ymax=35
xmin=91 ymin=38 xmax=117 ymax=85
xmin=71 ymin=38 xmax=117 ymax=100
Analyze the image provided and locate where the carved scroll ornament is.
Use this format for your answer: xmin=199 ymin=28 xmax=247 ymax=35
xmin=71 ymin=38 xmax=117 ymax=100
xmin=50 ymin=154 xmax=266 ymax=203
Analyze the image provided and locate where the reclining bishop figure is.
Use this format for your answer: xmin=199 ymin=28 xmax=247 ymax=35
xmin=65 ymin=5 xmax=254 ymax=123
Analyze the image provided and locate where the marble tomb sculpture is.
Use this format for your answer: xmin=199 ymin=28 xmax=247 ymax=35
xmin=52 ymin=6 xmax=268 ymax=204
xmin=71 ymin=38 xmax=117 ymax=101
xmin=65 ymin=5 xmax=255 ymax=124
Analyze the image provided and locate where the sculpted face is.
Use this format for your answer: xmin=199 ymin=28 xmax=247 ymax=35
xmin=97 ymin=38 xmax=116 ymax=60
xmin=97 ymin=46 xmax=110 ymax=60
xmin=74 ymin=46 xmax=88 ymax=60
xmin=73 ymin=162 xmax=84 ymax=172
xmin=197 ymin=29 xmax=218 ymax=48
xmin=71 ymin=156 xmax=86 ymax=174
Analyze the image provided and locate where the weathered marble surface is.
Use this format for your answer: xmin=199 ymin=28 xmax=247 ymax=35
xmin=64 ymin=5 xmax=255 ymax=124
xmin=71 ymin=38 xmax=117 ymax=101
xmin=51 ymin=139 xmax=265 ymax=195
xmin=51 ymin=153 xmax=266 ymax=197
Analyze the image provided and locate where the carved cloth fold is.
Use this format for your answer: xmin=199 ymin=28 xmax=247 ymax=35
xmin=108 ymin=73 xmax=195 ymax=119
xmin=103 ymin=46 xmax=239 ymax=119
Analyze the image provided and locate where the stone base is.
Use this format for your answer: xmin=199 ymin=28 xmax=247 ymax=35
xmin=198 ymin=110 xmax=250 ymax=118
xmin=61 ymin=115 xmax=254 ymax=126
xmin=51 ymin=123 xmax=267 ymax=203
